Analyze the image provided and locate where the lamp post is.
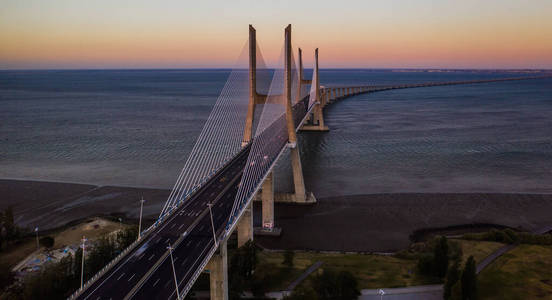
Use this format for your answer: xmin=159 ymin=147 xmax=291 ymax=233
xmin=80 ymin=236 xmax=88 ymax=290
xmin=378 ymin=289 xmax=385 ymax=300
xmin=34 ymin=226 xmax=39 ymax=250
xmin=138 ymin=197 xmax=145 ymax=240
xmin=167 ymin=243 xmax=181 ymax=300
xmin=207 ymin=203 xmax=217 ymax=247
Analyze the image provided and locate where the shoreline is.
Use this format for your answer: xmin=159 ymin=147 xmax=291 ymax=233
xmin=2 ymin=178 xmax=551 ymax=252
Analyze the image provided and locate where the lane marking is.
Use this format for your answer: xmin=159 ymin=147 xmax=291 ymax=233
xmin=127 ymin=273 xmax=135 ymax=282
xmin=116 ymin=273 xmax=125 ymax=281
xmin=152 ymin=278 xmax=160 ymax=287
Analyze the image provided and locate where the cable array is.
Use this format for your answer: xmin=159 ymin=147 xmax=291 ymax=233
xmin=159 ymin=40 xmax=269 ymax=218
xmin=227 ymin=43 xmax=303 ymax=227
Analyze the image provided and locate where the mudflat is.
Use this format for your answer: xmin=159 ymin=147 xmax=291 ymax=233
xmin=0 ymin=179 xmax=168 ymax=230
xmin=2 ymin=179 xmax=550 ymax=252
xmin=253 ymin=193 xmax=552 ymax=252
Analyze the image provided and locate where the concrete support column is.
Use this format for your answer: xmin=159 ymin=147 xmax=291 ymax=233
xmin=208 ymin=240 xmax=228 ymax=300
xmin=262 ymin=171 xmax=274 ymax=229
xmin=237 ymin=202 xmax=253 ymax=247
xmin=290 ymin=147 xmax=306 ymax=202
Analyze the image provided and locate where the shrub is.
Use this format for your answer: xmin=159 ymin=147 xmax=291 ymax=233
xmin=39 ymin=236 xmax=55 ymax=248
xmin=283 ymin=250 xmax=294 ymax=267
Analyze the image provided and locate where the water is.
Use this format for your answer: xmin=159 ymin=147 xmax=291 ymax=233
xmin=1 ymin=69 xmax=551 ymax=197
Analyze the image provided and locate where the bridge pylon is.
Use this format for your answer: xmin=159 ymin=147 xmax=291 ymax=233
xmin=300 ymin=48 xmax=329 ymax=132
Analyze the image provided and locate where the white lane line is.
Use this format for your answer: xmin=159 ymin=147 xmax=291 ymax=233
xmin=148 ymin=254 xmax=155 ymax=261
xmin=168 ymin=238 xmax=214 ymax=299
xmin=152 ymin=278 xmax=160 ymax=287
xmin=180 ymin=258 xmax=188 ymax=266
xmin=178 ymin=224 xmax=185 ymax=230
xmin=79 ymin=193 xmax=193 ymax=299
xmin=170 ymin=223 xmax=176 ymax=229
xmin=128 ymin=273 xmax=136 ymax=282
xmin=116 ymin=273 xmax=125 ymax=281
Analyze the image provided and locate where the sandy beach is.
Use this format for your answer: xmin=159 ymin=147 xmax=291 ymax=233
xmin=1 ymin=179 xmax=550 ymax=252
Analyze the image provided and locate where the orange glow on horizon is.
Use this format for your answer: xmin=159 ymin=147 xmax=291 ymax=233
xmin=1 ymin=1 xmax=551 ymax=69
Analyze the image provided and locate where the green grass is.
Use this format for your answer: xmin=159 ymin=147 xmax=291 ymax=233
xmin=257 ymin=250 xmax=438 ymax=290
xmin=477 ymin=244 xmax=552 ymax=299
xmin=453 ymin=239 xmax=505 ymax=266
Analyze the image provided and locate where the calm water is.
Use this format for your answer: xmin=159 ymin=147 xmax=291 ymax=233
xmin=1 ymin=69 xmax=551 ymax=197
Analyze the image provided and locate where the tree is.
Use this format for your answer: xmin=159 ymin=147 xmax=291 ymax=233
xmin=228 ymin=241 xmax=258 ymax=299
xmin=444 ymin=260 xmax=461 ymax=300
xmin=283 ymin=250 xmax=294 ymax=267
xmin=336 ymin=270 xmax=361 ymax=300
xmin=417 ymin=253 xmax=434 ymax=276
xmin=116 ymin=226 xmax=138 ymax=249
xmin=39 ymin=236 xmax=55 ymax=248
xmin=2 ymin=206 xmax=16 ymax=241
xmin=434 ymin=236 xmax=449 ymax=278
xmin=312 ymin=269 xmax=360 ymax=300
xmin=461 ymin=256 xmax=477 ymax=300
xmin=0 ymin=261 xmax=14 ymax=290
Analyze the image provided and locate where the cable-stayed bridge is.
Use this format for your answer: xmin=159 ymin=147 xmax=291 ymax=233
xmin=69 ymin=25 xmax=551 ymax=300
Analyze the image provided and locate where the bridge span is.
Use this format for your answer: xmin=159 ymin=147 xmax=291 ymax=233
xmin=70 ymin=25 xmax=550 ymax=300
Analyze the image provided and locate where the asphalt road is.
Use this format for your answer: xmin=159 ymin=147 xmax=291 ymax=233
xmin=76 ymin=146 xmax=250 ymax=300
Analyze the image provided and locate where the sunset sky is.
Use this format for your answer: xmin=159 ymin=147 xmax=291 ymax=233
xmin=1 ymin=0 xmax=551 ymax=69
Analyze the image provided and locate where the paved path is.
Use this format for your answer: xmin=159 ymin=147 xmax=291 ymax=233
xmin=360 ymin=285 xmax=442 ymax=300
xmin=286 ymin=261 xmax=323 ymax=291
xmin=476 ymin=224 xmax=551 ymax=274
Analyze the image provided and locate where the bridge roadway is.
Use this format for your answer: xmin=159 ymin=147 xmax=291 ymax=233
xmin=76 ymin=96 xmax=311 ymax=300
xmin=73 ymin=75 xmax=550 ymax=299
xmin=77 ymin=145 xmax=250 ymax=300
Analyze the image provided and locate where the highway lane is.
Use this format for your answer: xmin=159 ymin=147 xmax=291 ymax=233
xmin=76 ymin=97 xmax=311 ymax=300
xmin=76 ymin=146 xmax=250 ymax=300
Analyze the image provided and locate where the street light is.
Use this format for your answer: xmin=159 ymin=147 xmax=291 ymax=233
xmin=80 ymin=236 xmax=88 ymax=290
xmin=138 ymin=197 xmax=145 ymax=240
xmin=34 ymin=226 xmax=39 ymax=250
xmin=167 ymin=243 xmax=181 ymax=300
xmin=378 ymin=289 xmax=385 ymax=300
xmin=206 ymin=203 xmax=218 ymax=247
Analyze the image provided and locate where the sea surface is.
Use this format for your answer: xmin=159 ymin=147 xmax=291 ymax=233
xmin=1 ymin=69 xmax=551 ymax=197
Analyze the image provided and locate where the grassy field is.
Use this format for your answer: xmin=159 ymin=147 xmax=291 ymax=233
xmin=454 ymin=239 xmax=504 ymax=266
xmin=477 ymin=244 xmax=552 ymax=299
xmin=257 ymin=250 xmax=438 ymax=290
xmin=253 ymin=238 xmax=505 ymax=291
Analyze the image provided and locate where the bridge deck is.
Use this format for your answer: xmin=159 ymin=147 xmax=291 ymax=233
xmin=73 ymin=74 xmax=550 ymax=299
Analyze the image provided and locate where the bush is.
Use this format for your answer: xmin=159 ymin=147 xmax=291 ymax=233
xmin=462 ymin=229 xmax=551 ymax=245
xmin=39 ymin=236 xmax=55 ymax=248
xmin=312 ymin=269 xmax=360 ymax=300
xmin=283 ymin=250 xmax=294 ymax=267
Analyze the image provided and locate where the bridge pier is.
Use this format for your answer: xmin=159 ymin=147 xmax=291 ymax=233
xmin=261 ymin=171 xmax=274 ymax=228
xmin=237 ymin=202 xmax=253 ymax=247
xmin=207 ymin=240 xmax=228 ymax=300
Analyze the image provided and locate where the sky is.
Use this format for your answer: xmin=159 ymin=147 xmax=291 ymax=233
xmin=1 ymin=0 xmax=551 ymax=69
